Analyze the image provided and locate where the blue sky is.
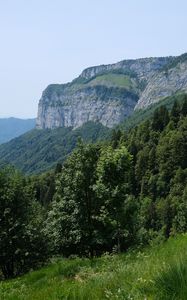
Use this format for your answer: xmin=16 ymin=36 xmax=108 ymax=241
xmin=0 ymin=0 xmax=187 ymax=118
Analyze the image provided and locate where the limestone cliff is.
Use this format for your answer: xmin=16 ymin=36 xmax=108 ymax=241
xmin=135 ymin=54 xmax=187 ymax=109
xmin=37 ymin=86 xmax=138 ymax=129
xmin=36 ymin=53 xmax=187 ymax=129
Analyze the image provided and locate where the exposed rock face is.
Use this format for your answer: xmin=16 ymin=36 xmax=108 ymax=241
xmin=135 ymin=59 xmax=187 ymax=109
xmin=37 ymin=86 xmax=138 ymax=129
xmin=36 ymin=53 xmax=187 ymax=129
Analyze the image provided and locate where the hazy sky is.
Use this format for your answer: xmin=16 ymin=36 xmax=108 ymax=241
xmin=0 ymin=0 xmax=187 ymax=118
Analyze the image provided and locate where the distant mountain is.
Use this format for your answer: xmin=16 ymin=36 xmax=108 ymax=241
xmin=0 ymin=118 xmax=35 ymax=144
xmin=36 ymin=53 xmax=187 ymax=130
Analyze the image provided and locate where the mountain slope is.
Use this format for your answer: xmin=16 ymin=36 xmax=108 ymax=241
xmin=0 ymin=122 xmax=110 ymax=174
xmin=0 ymin=118 xmax=35 ymax=144
xmin=120 ymin=93 xmax=187 ymax=131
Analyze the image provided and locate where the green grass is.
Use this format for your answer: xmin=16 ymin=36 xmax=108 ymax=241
xmin=45 ymin=71 xmax=139 ymax=96
xmin=87 ymin=73 xmax=135 ymax=90
xmin=1 ymin=234 xmax=187 ymax=299
xmin=152 ymin=258 xmax=187 ymax=300
xmin=69 ymin=73 xmax=137 ymax=92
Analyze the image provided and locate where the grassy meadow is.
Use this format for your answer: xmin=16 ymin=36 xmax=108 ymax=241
xmin=1 ymin=234 xmax=187 ymax=300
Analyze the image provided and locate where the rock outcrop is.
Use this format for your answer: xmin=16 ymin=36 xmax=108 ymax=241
xmin=36 ymin=85 xmax=138 ymax=129
xmin=36 ymin=53 xmax=187 ymax=129
xmin=135 ymin=57 xmax=187 ymax=109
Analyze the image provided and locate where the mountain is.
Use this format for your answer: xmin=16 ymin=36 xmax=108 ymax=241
xmin=0 ymin=93 xmax=185 ymax=174
xmin=1 ymin=54 xmax=187 ymax=174
xmin=36 ymin=53 xmax=187 ymax=130
xmin=0 ymin=117 xmax=35 ymax=144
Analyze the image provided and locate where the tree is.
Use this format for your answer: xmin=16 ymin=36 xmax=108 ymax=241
xmin=111 ymin=129 xmax=122 ymax=149
xmin=0 ymin=167 xmax=48 ymax=278
xmin=181 ymin=97 xmax=187 ymax=116
xmin=95 ymin=145 xmax=133 ymax=252
xmin=170 ymin=100 xmax=180 ymax=123
xmin=152 ymin=106 xmax=169 ymax=131
xmin=45 ymin=142 xmax=100 ymax=256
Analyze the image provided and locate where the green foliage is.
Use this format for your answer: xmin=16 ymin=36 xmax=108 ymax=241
xmin=152 ymin=105 xmax=169 ymax=131
xmin=95 ymin=146 xmax=134 ymax=251
xmin=45 ymin=142 xmax=101 ymax=256
xmin=0 ymin=167 xmax=48 ymax=279
xmin=45 ymin=143 xmax=134 ymax=256
xmin=0 ymin=93 xmax=187 ymax=287
xmin=42 ymin=97 xmax=187 ymax=257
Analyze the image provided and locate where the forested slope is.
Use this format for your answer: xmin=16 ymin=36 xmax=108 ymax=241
xmin=0 ymin=93 xmax=186 ymax=175
xmin=0 ymin=98 xmax=186 ymax=280
xmin=0 ymin=122 xmax=110 ymax=174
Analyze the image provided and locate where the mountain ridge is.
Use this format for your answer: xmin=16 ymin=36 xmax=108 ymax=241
xmin=36 ymin=53 xmax=187 ymax=130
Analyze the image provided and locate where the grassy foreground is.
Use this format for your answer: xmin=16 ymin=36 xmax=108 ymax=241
xmin=1 ymin=234 xmax=187 ymax=300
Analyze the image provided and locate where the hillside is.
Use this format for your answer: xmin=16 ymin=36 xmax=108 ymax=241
xmin=120 ymin=93 xmax=187 ymax=131
xmin=0 ymin=122 xmax=110 ymax=174
xmin=1 ymin=234 xmax=187 ymax=300
xmin=36 ymin=53 xmax=187 ymax=130
xmin=0 ymin=118 xmax=35 ymax=144
xmin=0 ymin=98 xmax=186 ymax=298
xmin=0 ymin=93 xmax=185 ymax=174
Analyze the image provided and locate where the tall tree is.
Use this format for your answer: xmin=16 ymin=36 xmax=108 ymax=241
xmin=0 ymin=167 xmax=48 ymax=278
xmin=95 ymin=145 xmax=133 ymax=252
xmin=45 ymin=142 xmax=100 ymax=256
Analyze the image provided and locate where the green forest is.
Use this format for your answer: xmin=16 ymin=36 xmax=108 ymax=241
xmin=0 ymin=96 xmax=187 ymax=299
xmin=0 ymin=96 xmax=186 ymax=274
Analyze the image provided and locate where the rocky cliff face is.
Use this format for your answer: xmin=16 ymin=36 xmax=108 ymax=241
xmin=80 ymin=56 xmax=171 ymax=81
xmin=37 ymin=86 xmax=138 ymax=129
xmin=135 ymin=57 xmax=187 ymax=109
xmin=36 ymin=53 xmax=187 ymax=129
